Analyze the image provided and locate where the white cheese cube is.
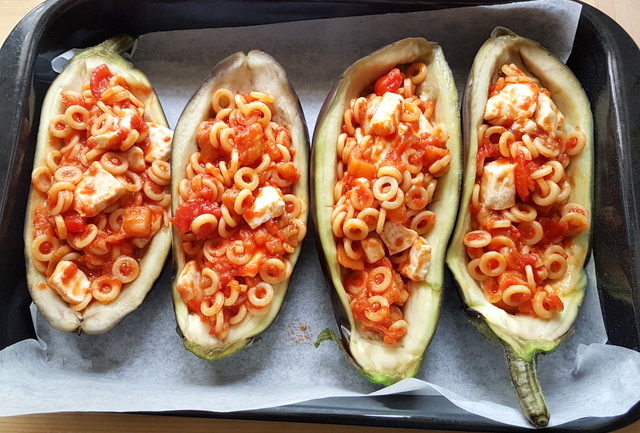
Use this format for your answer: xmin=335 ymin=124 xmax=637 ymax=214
xmin=177 ymin=260 xmax=201 ymax=301
xmin=118 ymin=108 xmax=136 ymax=130
xmin=48 ymin=260 xmax=90 ymax=304
xmin=480 ymin=160 xmax=516 ymax=210
xmin=399 ymin=237 xmax=432 ymax=282
xmin=483 ymin=83 xmax=538 ymax=126
xmin=243 ymin=186 xmax=285 ymax=229
xmin=362 ymin=237 xmax=385 ymax=263
xmin=379 ymin=222 xmax=418 ymax=255
xmin=369 ymin=92 xmax=403 ymax=136
xmin=511 ymin=118 xmax=538 ymax=135
xmin=418 ymin=114 xmax=433 ymax=135
xmin=145 ymin=123 xmax=173 ymax=162
xmin=534 ymin=92 xmax=565 ymax=136
xmin=73 ymin=161 xmax=126 ymax=217
xmin=88 ymin=128 xmax=122 ymax=149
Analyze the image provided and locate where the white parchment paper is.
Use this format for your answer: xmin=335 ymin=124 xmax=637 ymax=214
xmin=3 ymin=0 xmax=640 ymax=428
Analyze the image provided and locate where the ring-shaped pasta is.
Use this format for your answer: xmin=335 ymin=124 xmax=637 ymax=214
xmin=373 ymin=176 xmax=398 ymax=202
xmin=544 ymin=253 xmax=568 ymax=280
xmin=248 ymin=282 xmax=274 ymax=308
xmin=120 ymin=171 xmax=143 ymax=192
xmin=377 ymin=166 xmax=403 ymax=183
xmin=99 ymin=152 xmax=129 ymax=176
xmin=259 ymin=258 xmax=287 ymax=284
xmin=560 ymin=211 xmax=589 ymax=237
xmin=32 ymin=166 xmax=53 ymax=193
xmin=242 ymin=101 xmax=272 ymax=127
xmin=112 ymin=255 xmax=140 ymax=283
xmin=532 ymin=181 xmax=560 ymax=207
xmin=466 ymin=258 xmax=489 ymax=282
xmin=234 ymin=188 xmax=253 ymax=214
xmin=201 ymin=267 xmax=220 ymax=296
xmin=502 ymin=284 xmax=531 ymax=307
xmin=381 ymin=189 xmax=404 ymax=210
xmin=201 ymin=292 xmax=224 ymax=317
xmin=148 ymin=160 xmax=171 ymax=185
xmin=343 ymin=218 xmax=369 ymax=241
xmin=190 ymin=213 xmax=218 ymax=238
xmin=229 ymin=305 xmax=248 ymax=325
xmin=64 ymin=105 xmax=89 ymax=130
xmin=509 ymin=203 xmax=537 ymax=222
xmin=410 ymin=210 xmax=435 ymax=235
xmin=32 ymin=235 xmax=59 ymax=262
xmin=407 ymin=62 xmax=427 ymax=84
xmin=70 ymin=292 xmax=92 ymax=311
xmin=566 ymin=131 xmax=587 ymax=156
xmin=368 ymin=266 xmax=392 ymax=293
xmin=463 ymin=230 xmax=492 ymax=248
xmin=234 ymin=167 xmax=259 ymax=190
xmin=519 ymin=221 xmax=544 ymax=245
xmin=364 ymin=295 xmax=389 ymax=322
xmin=478 ymin=251 xmax=508 ymax=277
xmin=211 ymin=88 xmax=235 ymax=113
xmin=532 ymin=290 xmax=554 ymax=319
xmin=223 ymin=282 xmax=242 ymax=306
xmin=49 ymin=114 xmax=73 ymax=138
xmin=91 ymin=276 xmax=122 ymax=303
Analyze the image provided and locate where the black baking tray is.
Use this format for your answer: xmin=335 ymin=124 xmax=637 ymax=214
xmin=1 ymin=0 xmax=639 ymax=431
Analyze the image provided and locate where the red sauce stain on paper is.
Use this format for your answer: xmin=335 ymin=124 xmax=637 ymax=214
xmin=287 ymin=320 xmax=312 ymax=345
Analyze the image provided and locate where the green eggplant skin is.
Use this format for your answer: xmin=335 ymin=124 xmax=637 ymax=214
xmin=446 ymin=27 xmax=593 ymax=426
xmin=23 ymin=37 xmax=171 ymax=334
xmin=170 ymin=51 xmax=309 ymax=361
xmin=312 ymin=38 xmax=461 ymax=385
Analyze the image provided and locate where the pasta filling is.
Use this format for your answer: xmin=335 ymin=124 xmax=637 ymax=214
xmin=30 ymin=64 xmax=172 ymax=310
xmin=332 ymin=64 xmax=451 ymax=344
xmin=464 ymin=64 xmax=589 ymax=318
xmin=172 ymin=89 xmax=305 ymax=340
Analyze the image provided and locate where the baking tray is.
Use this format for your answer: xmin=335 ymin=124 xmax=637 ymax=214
xmin=1 ymin=0 xmax=639 ymax=431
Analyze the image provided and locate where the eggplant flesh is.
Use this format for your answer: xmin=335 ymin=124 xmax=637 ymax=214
xmin=312 ymin=38 xmax=461 ymax=385
xmin=23 ymin=38 xmax=171 ymax=334
xmin=171 ymin=51 xmax=309 ymax=360
xmin=446 ymin=28 xmax=593 ymax=426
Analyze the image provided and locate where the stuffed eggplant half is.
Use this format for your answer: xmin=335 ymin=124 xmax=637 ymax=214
xmin=446 ymin=28 xmax=593 ymax=427
xmin=171 ymin=51 xmax=309 ymax=360
xmin=24 ymin=37 xmax=172 ymax=333
xmin=313 ymin=38 xmax=461 ymax=384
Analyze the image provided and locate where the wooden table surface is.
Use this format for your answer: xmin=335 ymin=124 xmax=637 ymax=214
xmin=1 ymin=1 xmax=638 ymax=432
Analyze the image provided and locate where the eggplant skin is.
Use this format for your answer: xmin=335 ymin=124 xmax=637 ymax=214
xmin=170 ymin=51 xmax=309 ymax=361
xmin=446 ymin=27 xmax=593 ymax=361
xmin=23 ymin=37 xmax=171 ymax=334
xmin=312 ymin=38 xmax=461 ymax=385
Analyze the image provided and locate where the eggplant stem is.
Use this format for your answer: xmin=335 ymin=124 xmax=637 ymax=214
xmin=93 ymin=36 xmax=135 ymax=56
xmin=504 ymin=344 xmax=550 ymax=427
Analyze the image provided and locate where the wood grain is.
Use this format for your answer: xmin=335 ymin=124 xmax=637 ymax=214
xmin=0 ymin=0 xmax=638 ymax=432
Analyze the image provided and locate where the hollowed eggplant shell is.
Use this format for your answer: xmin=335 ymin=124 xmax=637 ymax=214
xmin=23 ymin=38 xmax=172 ymax=334
xmin=446 ymin=28 xmax=593 ymax=362
xmin=312 ymin=38 xmax=461 ymax=385
xmin=171 ymin=51 xmax=309 ymax=361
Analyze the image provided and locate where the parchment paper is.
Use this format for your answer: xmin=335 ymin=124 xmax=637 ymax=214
xmin=3 ymin=0 xmax=640 ymax=428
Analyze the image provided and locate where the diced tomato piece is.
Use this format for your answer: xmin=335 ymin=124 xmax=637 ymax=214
xmin=123 ymin=206 xmax=152 ymax=238
xmin=170 ymin=198 xmax=221 ymax=235
xmin=337 ymin=244 xmax=364 ymax=270
xmin=543 ymin=293 xmax=564 ymax=312
xmin=90 ymin=64 xmax=113 ymax=100
xmin=539 ymin=217 xmax=566 ymax=244
xmin=63 ymin=212 xmax=87 ymax=233
xmin=235 ymin=122 xmax=265 ymax=165
xmin=498 ymin=271 xmax=526 ymax=291
xmin=277 ymin=162 xmax=300 ymax=184
xmin=373 ymin=68 xmax=402 ymax=96
xmin=347 ymin=158 xmax=376 ymax=179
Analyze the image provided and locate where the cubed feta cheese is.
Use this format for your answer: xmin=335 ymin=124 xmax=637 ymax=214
xmin=418 ymin=114 xmax=433 ymax=135
xmin=399 ymin=237 xmax=432 ymax=282
xmin=73 ymin=161 xmax=126 ymax=217
xmin=511 ymin=118 xmax=538 ymax=134
xmin=379 ymin=222 xmax=418 ymax=255
xmin=48 ymin=260 xmax=90 ymax=304
xmin=369 ymin=92 xmax=403 ymax=136
xmin=118 ymin=108 xmax=137 ymax=130
xmin=145 ymin=123 xmax=173 ymax=162
xmin=362 ymin=237 xmax=385 ymax=263
xmin=483 ymin=83 xmax=538 ymax=126
xmin=534 ymin=92 xmax=565 ymax=136
xmin=177 ymin=260 xmax=201 ymax=301
xmin=480 ymin=160 xmax=516 ymax=210
xmin=87 ymin=128 xmax=122 ymax=149
xmin=243 ymin=186 xmax=285 ymax=229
